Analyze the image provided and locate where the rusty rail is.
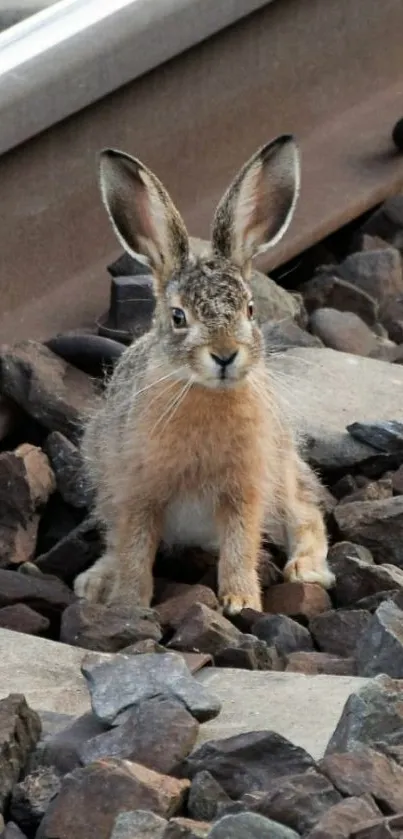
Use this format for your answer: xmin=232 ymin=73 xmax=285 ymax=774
xmin=0 ymin=0 xmax=402 ymax=343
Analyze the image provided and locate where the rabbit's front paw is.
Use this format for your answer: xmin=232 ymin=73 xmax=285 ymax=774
xmin=220 ymin=590 xmax=262 ymax=616
xmin=284 ymin=554 xmax=335 ymax=589
xmin=74 ymin=554 xmax=118 ymax=604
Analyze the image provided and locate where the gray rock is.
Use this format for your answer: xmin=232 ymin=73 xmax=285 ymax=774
xmin=208 ymin=812 xmax=299 ymax=839
xmin=325 ymin=674 xmax=403 ymax=757
xmin=10 ymin=766 xmax=61 ymax=834
xmin=30 ymin=711 xmax=105 ymax=775
xmin=310 ymin=610 xmax=372 ymax=657
xmin=0 ymin=694 xmax=41 ymax=812
xmin=302 ymin=271 xmax=378 ymax=325
xmin=320 ymin=746 xmax=403 ymax=814
xmin=165 ymin=818 xmax=211 ymax=838
xmin=61 ymin=601 xmax=162 ymax=652
xmin=309 ymin=308 xmax=378 ymax=356
xmin=347 ymin=421 xmax=403 ymax=455
xmin=252 ymin=614 xmax=313 ymax=657
xmin=111 ymin=810 xmax=167 ymax=839
xmin=168 ymin=604 xmax=241 ymax=655
xmin=327 ymin=542 xmax=403 ymax=606
xmin=262 ymin=318 xmax=321 ymax=353
xmin=35 ymin=517 xmax=102 ymax=584
xmin=214 ymin=634 xmax=283 ymax=671
xmin=44 ymin=431 xmax=90 ymax=509
xmin=79 ymin=695 xmax=199 ymax=774
xmin=180 ymin=730 xmax=316 ymax=799
xmin=81 ymin=651 xmax=221 ymax=724
xmin=188 ymin=771 xmax=230 ymax=822
xmin=0 ymin=825 xmax=27 ymax=839
xmin=334 ymin=497 xmax=403 ymax=567
xmin=268 ymin=348 xmax=403 ymax=469
xmin=355 ymin=600 xmax=403 ymax=677
xmin=340 ymin=248 xmax=403 ymax=305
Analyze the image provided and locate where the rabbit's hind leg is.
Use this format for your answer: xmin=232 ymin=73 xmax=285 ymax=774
xmin=282 ymin=454 xmax=335 ymax=589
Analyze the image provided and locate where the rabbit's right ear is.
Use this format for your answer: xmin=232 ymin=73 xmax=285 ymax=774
xmin=211 ymin=135 xmax=300 ymax=270
xmin=99 ymin=149 xmax=189 ymax=290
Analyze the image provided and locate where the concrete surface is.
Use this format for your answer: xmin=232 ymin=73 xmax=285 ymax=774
xmin=196 ymin=669 xmax=368 ymax=760
xmin=0 ymin=628 xmax=92 ymax=716
xmin=269 ymin=347 xmax=403 ymax=468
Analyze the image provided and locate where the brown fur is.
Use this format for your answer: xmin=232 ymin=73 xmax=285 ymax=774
xmin=75 ymin=135 xmax=334 ymax=615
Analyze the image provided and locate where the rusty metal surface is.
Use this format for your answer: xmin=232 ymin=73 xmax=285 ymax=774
xmin=0 ymin=0 xmax=403 ymax=342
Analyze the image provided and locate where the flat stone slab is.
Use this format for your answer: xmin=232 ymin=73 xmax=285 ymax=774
xmin=269 ymin=347 xmax=403 ymax=468
xmin=196 ymin=669 xmax=367 ymax=760
xmin=0 ymin=628 xmax=92 ymax=716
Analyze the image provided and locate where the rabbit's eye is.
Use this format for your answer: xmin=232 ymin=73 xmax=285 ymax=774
xmin=171 ymin=307 xmax=187 ymax=329
xmin=247 ymin=300 xmax=255 ymax=320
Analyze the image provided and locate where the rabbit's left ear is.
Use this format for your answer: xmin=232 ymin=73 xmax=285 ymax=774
xmin=211 ymin=134 xmax=300 ymax=269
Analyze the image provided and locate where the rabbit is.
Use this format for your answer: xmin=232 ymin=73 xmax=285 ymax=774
xmin=74 ymin=134 xmax=335 ymax=615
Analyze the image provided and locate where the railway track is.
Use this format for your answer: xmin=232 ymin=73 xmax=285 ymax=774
xmin=0 ymin=0 xmax=402 ymax=343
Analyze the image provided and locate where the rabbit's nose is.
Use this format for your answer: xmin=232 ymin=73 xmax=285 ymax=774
xmin=210 ymin=350 xmax=238 ymax=368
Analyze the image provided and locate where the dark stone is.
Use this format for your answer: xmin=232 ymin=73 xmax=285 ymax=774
xmin=36 ymin=759 xmax=189 ymax=839
xmin=309 ymin=609 xmax=371 ymax=657
xmin=325 ymin=674 xmax=403 ymax=758
xmin=327 ymin=542 xmax=403 ymax=606
xmin=82 ymin=650 xmax=221 ymax=724
xmin=355 ymin=592 xmax=401 ymax=612
xmin=156 ymin=586 xmax=218 ymax=631
xmin=347 ymin=422 xmax=403 ymax=456
xmin=44 ymin=432 xmax=90 ymax=509
xmin=301 ymin=273 xmax=378 ymax=326
xmin=339 ymin=248 xmax=403 ymax=306
xmin=60 ymin=601 xmax=161 ymax=652
xmin=214 ymin=635 xmax=283 ymax=671
xmin=31 ymin=711 xmax=106 ymax=775
xmin=187 ymin=771 xmax=230 ymax=822
xmin=0 ymin=569 xmax=74 ymax=619
xmin=0 ymin=825 xmax=28 ymax=839
xmin=0 ymin=694 xmax=41 ymax=812
xmin=0 ymin=604 xmax=49 ymax=636
xmin=338 ymin=479 xmax=393 ymax=506
xmin=10 ymin=766 xmax=61 ymax=836
xmin=79 ymin=695 xmax=199 ymax=775
xmin=0 ymin=341 xmax=98 ymax=443
xmin=251 ymin=614 xmax=314 ymax=656
xmin=180 ymin=730 xmax=316 ymax=799
xmin=320 ymin=747 xmax=403 ymax=813
xmin=168 ymin=604 xmax=242 ymax=655
xmin=35 ymin=518 xmax=102 ymax=584
xmin=355 ymin=600 xmax=403 ymax=677
xmin=334 ymin=498 xmax=403 ymax=567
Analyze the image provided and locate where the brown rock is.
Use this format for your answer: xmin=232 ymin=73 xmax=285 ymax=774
xmin=309 ymin=609 xmax=372 ymax=656
xmin=37 ymin=759 xmax=190 ymax=839
xmin=360 ymin=195 xmax=403 ymax=247
xmin=306 ymin=794 xmax=382 ymax=839
xmin=320 ymin=747 xmax=403 ymax=813
xmin=0 ymin=446 xmax=55 ymax=568
xmin=0 ymin=603 xmax=49 ymax=635
xmin=0 ymin=694 xmax=41 ymax=812
xmin=327 ymin=542 xmax=403 ymax=606
xmin=0 ymin=569 xmax=75 ymax=619
xmin=60 ymin=601 xmax=161 ymax=652
xmin=391 ymin=465 xmax=403 ymax=495
xmin=285 ymin=651 xmax=356 ymax=675
xmin=332 ymin=474 xmax=360 ymax=500
xmin=302 ymin=273 xmax=378 ymax=325
xmin=358 ymin=234 xmax=392 ymax=252
xmin=309 ymin=308 xmax=378 ymax=356
xmin=156 ymin=586 xmax=218 ymax=631
xmin=262 ymin=318 xmax=322 ymax=352
xmin=355 ymin=600 xmax=403 ymax=678
xmin=244 ymin=768 xmax=342 ymax=835
xmin=334 ymin=498 xmax=403 ymax=567
xmin=379 ymin=296 xmax=403 ymax=344
xmin=168 ymin=603 xmax=241 ymax=655
xmin=351 ymin=814 xmax=403 ymax=838
xmin=180 ymin=730 xmax=316 ymax=799
xmin=79 ymin=695 xmax=199 ymax=774
xmin=263 ymin=582 xmax=331 ymax=621
xmin=0 ymin=341 xmax=98 ymax=443
xmin=339 ymin=248 xmax=403 ymax=305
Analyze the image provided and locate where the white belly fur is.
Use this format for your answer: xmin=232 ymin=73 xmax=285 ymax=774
xmin=161 ymin=495 xmax=219 ymax=553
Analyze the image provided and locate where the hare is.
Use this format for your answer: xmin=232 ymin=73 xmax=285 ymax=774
xmin=75 ymin=134 xmax=335 ymax=615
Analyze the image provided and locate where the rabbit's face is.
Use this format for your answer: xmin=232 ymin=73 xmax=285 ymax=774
xmin=160 ymin=256 xmax=263 ymax=388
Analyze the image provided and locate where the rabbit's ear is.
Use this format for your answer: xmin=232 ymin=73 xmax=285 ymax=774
xmin=99 ymin=149 xmax=189 ymax=288
xmin=211 ymin=135 xmax=300 ymax=269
